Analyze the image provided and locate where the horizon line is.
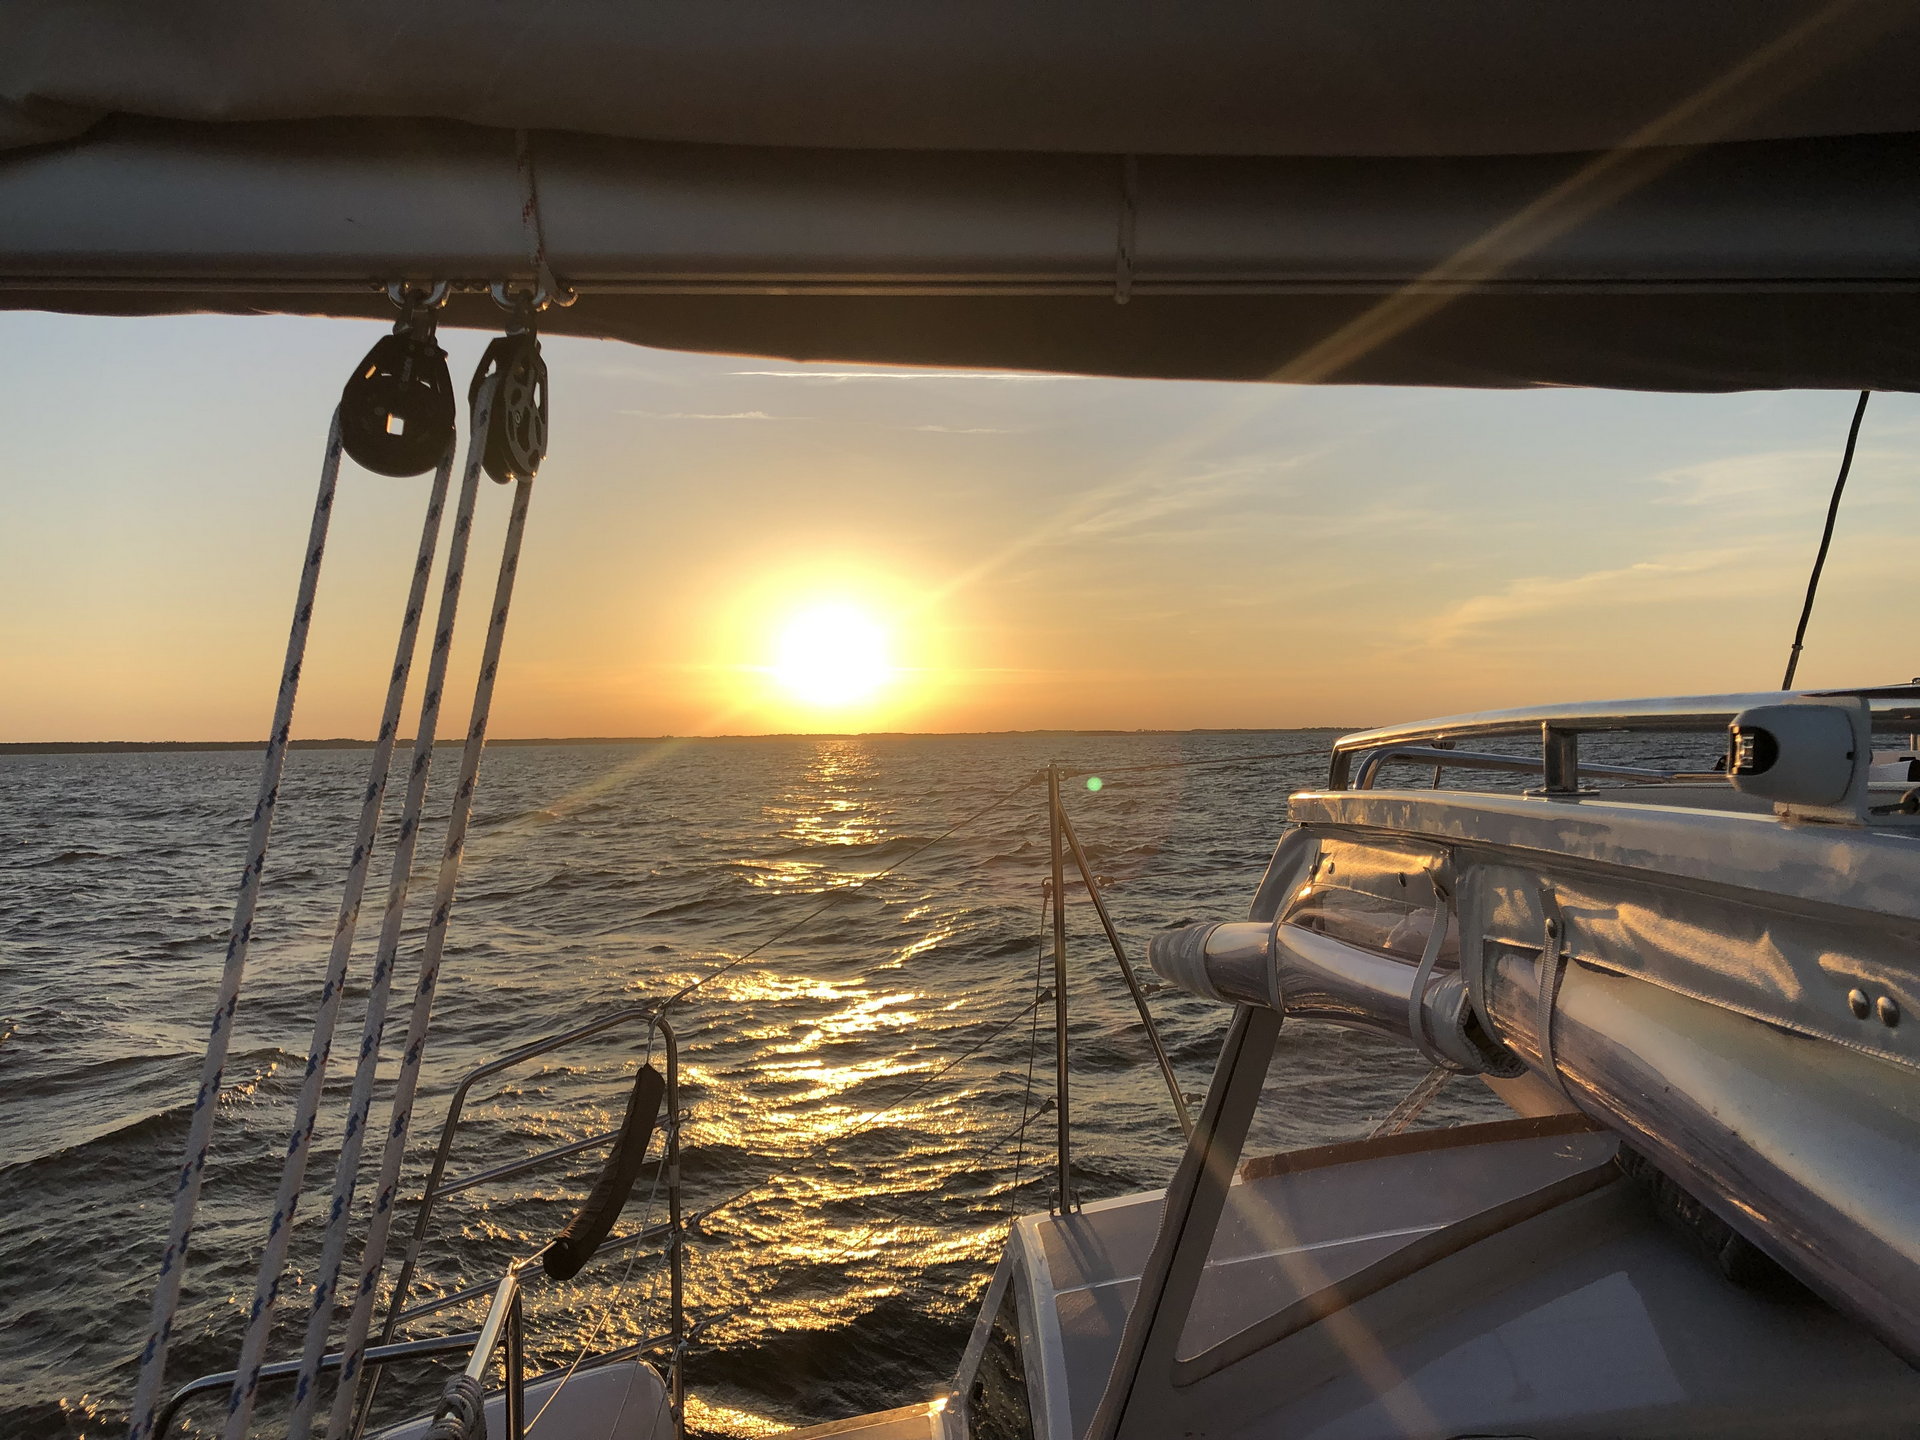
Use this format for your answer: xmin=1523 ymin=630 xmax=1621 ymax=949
xmin=0 ymin=726 xmax=1358 ymax=755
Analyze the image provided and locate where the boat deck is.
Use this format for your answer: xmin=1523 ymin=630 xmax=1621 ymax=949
xmin=972 ymin=1116 xmax=1920 ymax=1440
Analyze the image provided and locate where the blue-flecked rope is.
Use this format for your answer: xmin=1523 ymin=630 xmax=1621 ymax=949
xmin=218 ymin=440 xmax=459 ymax=1440
xmin=126 ymin=413 xmax=345 ymax=1440
xmin=281 ymin=379 xmax=499 ymax=1440
xmin=323 ymin=463 xmax=535 ymax=1440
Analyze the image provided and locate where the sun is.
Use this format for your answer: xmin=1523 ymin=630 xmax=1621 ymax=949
xmin=769 ymin=601 xmax=896 ymax=708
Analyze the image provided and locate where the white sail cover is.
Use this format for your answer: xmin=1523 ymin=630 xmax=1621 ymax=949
xmin=7 ymin=1 xmax=1920 ymax=389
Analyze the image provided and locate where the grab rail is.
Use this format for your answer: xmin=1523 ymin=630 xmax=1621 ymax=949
xmin=1350 ymin=745 xmax=1669 ymax=790
xmin=353 ymin=1004 xmax=684 ymax=1440
xmin=392 ymin=1220 xmax=675 ymax=1328
xmin=152 ymin=1332 xmax=481 ymax=1440
xmin=1329 ymin=686 xmax=1920 ymax=789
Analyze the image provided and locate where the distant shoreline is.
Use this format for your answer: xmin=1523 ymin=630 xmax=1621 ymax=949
xmin=0 ymin=728 xmax=1353 ymax=756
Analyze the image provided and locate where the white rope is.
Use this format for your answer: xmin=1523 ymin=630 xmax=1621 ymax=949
xmin=325 ymin=461 xmax=537 ymax=1440
xmin=283 ymin=383 xmax=497 ymax=1440
xmin=220 ymin=442 xmax=458 ymax=1439
xmin=126 ymin=413 xmax=345 ymax=1440
xmin=514 ymin=129 xmax=560 ymax=301
xmin=1368 ymin=1066 xmax=1452 ymax=1139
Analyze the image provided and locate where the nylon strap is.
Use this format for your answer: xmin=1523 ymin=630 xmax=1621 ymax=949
xmin=1405 ymin=868 xmax=1470 ymax=1073
xmin=1535 ymin=882 xmax=1573 ymax=1095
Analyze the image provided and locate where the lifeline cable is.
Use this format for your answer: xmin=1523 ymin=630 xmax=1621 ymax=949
xmin=722 ymin=1020 xmax=1062 ymax=1312
xmin=808 ymin=1091 xmax=1063 ymax=1302
xmin=691 ymin=989 xmax=1050 ymax=1231
xmin=1053 ymin=745 xmax=1328 ymax=780
xmin=657 ymin=772 xmax=1043 ymax=1019
xmin=1009 ymin=890 xmax=1050 ymax=1218
xmin=1781 ymin=389 xmax=1871 ymax=690
xmin=525 ymin=1078 xmax=671 ymax=1432
xmin=127 ymin=413 xmax=345 ymax=1440
xmin=355 ymin=765 xmax=1033 ymax=1435
xmin=222 ymin=439 xmax=459 ymax=1440
xmin=282 ymin=380 xmax=498 ymax=1440
xmin=326 ymin=458 xmax=538 ymax=1440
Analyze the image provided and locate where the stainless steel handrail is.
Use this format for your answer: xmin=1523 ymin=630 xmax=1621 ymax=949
xmin=1329 ymin=687 xmax=1920 ymax=788
xmin=354 ymin=1005 xmax=685 ymax=1440
xmin=152 ymin=1331 xmax=482 ymax=1440
xmin=435 ymin=1128 xmax=636 ymax=1200
xmin=1350 ymin=745 xmax=1671 ymax=790
xmin=460 ymin=1272 xmax=528 ymax=1440
xmin=391 ymin=1004 xmax=665 ymax=1283
xmin=391 ymin=1220 xmax=675 ymax=1327
xmin=378 ymin=1004 xmax=664 ymax=1350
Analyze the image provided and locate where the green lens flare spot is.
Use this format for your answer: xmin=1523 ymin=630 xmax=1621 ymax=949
xmin=1085 ymin=776 xmax=1103 ymax=792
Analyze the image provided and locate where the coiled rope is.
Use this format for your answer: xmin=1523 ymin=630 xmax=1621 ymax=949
xmin=282 ymin=376 xmax=503 ymax=1440
xmin=423 ymin=1373 xmax=486 ymax=1440
xmin=325 ymin=417 xmax=538 ymax=1440
xmin=221 ymin=439 xmax=460 ymax=1440
xmin=127 ymin=414 xmax=345 ymax=1440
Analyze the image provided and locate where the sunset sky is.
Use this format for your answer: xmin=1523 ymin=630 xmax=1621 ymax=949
xmin=3 ymin=309 xmax=1916 ymax=742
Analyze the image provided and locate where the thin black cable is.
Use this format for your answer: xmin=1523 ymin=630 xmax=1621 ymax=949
xmin=1054 ymin=746 xmax=1328 ymax=780
xmin=1782 ymin=390 xmax=1871 ymax=690
xmin=1009 ymin=889 xmax=1049 ymax=1217
xmin=775 ymin=1093 xmax=1062 ymax=1305
xmin=692 ymin=989 xmax=1051 ymax=1227
xmin=660 ymin=772 xmax=1040 ymax=1016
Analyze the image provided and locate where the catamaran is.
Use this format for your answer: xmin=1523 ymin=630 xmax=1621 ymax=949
xmin=6 ymin=6 xmax=1920 ymax=1438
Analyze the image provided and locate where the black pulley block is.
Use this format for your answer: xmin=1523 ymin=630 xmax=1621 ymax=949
xmin=339 ymin=331 xmax=456 ymax=476
xmin=469 ymin=332 xmax=549 ymax=483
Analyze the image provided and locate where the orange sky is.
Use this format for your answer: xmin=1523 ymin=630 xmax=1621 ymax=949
xmin=3 ymin=312 xmax=1916 ymax=742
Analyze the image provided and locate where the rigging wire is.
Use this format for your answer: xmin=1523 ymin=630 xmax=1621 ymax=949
xmin=691 ymin=990 xmax=1051 ymax=1232
xmin=128 ymin=412 xmax=346 ymax=1440
xmin=677 ymin=993 xmax=1054 ymax=1343
xmin=656 ymin=773 xmax=1042 ymax=1018
xmin=1009 ymin=890 xmax=1050 ymax=1221
xmin=804 ymin=1094 xmax=1063 ymax=1308
xmin=1053 ymin=745 xmax=1328 ymax=780
xmin=1781 ymin=389 xmax=1871 ymax=690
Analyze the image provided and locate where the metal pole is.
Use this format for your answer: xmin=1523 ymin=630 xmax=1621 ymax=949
xmin=664 ymin=1021 xmax=686 ymax=1438
xmin=1541 ymin=724 xmax=1581 ymax=797
xmin=1056 ymin=804 xmax=1192 ymax=1139
xmin=504 ymin=1289 xmax=526 ymax=1440
xmin=1048 ymin=764 xmax=1074 ymax=1211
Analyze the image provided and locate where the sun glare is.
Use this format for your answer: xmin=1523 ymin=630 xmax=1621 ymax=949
xmin=770 ymin=602 xmax=896 ymax=709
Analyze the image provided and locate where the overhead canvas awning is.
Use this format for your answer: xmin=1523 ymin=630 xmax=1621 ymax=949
xmin=8 ymin=1 xmax=1920 ymax=389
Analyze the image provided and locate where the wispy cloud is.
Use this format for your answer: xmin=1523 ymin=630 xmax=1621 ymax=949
xmin=1420 ymin=547 xmax=1754 ymax=646
xmin=618 ymin=409 xmax=785 ymax=422
xmin=619 ymin=407 xmax=1018 ymax=435
xmin=730 ymin=369 xmax=1069 ymax=383
xmin=1652 ymin=449 xmax=1845 ymax=513
xmin=903 ymin=423 xmax=1022 ymax=435
xmin=1065 ymin=453 xmax=1327 ymax=539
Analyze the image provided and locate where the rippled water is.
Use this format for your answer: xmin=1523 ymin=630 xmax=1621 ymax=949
xmin=1 ymin=733 xmax=1522 ymax=1440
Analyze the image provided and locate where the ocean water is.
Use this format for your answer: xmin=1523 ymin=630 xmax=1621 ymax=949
xmin=0 ymin=733 xmax=1525 ymax=1440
